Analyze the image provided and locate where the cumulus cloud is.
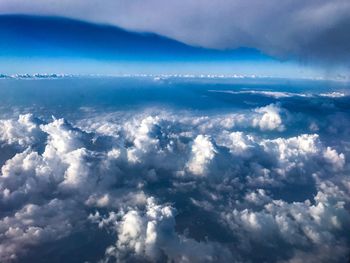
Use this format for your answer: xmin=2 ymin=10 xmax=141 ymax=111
xmin=1 ymin=0 xmax=350 ymax=64
xmin=91 ymin=198 xmax=232 ymax=262
xmin=0 ymin=199 xmax=80 ymax=262
xmin=0 ymin=103 xmax=349 ymax=262
xmin=124 ymin=116 xmax=164 ymax=164
xmin=0 ymin=114 xmax=41 ymax=147
xmin=221 ymin=181 xmax=350 ymax=262
xmin=323 ymin=146 xmax=345 ymax=171
xmin=187 ymin=135 xmax=216 ymax=176
xmin=253 ymin=104 xmax=285 ymax=131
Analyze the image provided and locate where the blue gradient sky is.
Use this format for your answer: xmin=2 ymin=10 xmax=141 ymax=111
xmin=0 ymin=15 xmax=347 ymax=79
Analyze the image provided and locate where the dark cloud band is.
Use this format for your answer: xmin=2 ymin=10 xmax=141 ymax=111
xmin=1 ymin=0 xmax=350 ymax=64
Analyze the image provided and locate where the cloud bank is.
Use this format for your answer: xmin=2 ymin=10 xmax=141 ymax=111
xmin=1 ymin=0 xmax=350 ymax=64
xmin=0 ymin=100 xmax=349 ymax=262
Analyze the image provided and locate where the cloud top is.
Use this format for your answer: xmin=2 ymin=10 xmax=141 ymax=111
xmin=0 ymin=100 xmax=349 ymax=262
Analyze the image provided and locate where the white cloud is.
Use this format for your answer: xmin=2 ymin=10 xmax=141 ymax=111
xmin=93 ymin=198 xmax=233 ymax=262
xmin=0 ymin=114 xmax=40 ymax=147
xmin=125 ymin=116 xmax=162 ymax=164
xmin=221 ymin=181 xmax=350 ymax=262
xmin=0 ymin=199 xmax=79 ymax=262
xmin=40 ymin=117 xmax=85 ymax=154
xmin=253 ymin=104 xmax=285 ymax=131
xmin=187 ymin=135 xmax=216 ymax=176
xmin=319 ymin=92 xmax=346 ymax=98
xmin=261 ymin=134 xmax=320 ymax=159
xmin=209 ymin=90 xmax=311 ymax=99
xmin=0 ymin=107 xmax=349 ymax=262
xmin=323 ymin=147 xmax=345 ymax=170
xmin=216 ymin=131 xmax=256 ymax=158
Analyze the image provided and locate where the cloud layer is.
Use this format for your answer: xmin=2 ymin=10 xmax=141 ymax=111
xmin=1 ymin=0 xmax=350 ymax=64
xmin=0 ymin=98 xmax=349 ymax=262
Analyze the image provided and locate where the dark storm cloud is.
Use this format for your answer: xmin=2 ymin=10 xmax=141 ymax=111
xmin=1 ymin=0 xmax=350 ymax=64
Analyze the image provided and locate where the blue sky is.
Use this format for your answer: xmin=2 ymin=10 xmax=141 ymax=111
xmin=0 ymin=4 xmax=349 ymax=79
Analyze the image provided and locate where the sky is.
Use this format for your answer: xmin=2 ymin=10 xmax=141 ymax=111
xmin=0 ymin=2 xmax=350 ymax=262
xmin=0 ymin=1 xmax=349 ymax=78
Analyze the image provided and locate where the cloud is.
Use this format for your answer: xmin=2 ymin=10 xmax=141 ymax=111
xmin=0 ymin=104 xmax=349 ymax=262
xmin=209 ymin=90 xmax=312 ymax=99
xmin=323 ymin=146 xmax=345 ymax=171
xmin=319 ymin=92 xmax=347 ymax=98
xmin=187 ymin=135 xmax=216 ymax=176
xmin=0 ymin=114 xmax=41 ymax=148
xmin=124 ymin=116 xmax=164 ymax=164
xmin=1 ymin=0 xmax=350 ymax=64
xmin=0 ymin=199 xmax=80 ymax=262
xmin=92 ymin=198 xmax=232 ymax=262
xmin=253 ymin=104 xmax=285 ymax=131
xmin=221 ymin=178 xmax=350 ymax=262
